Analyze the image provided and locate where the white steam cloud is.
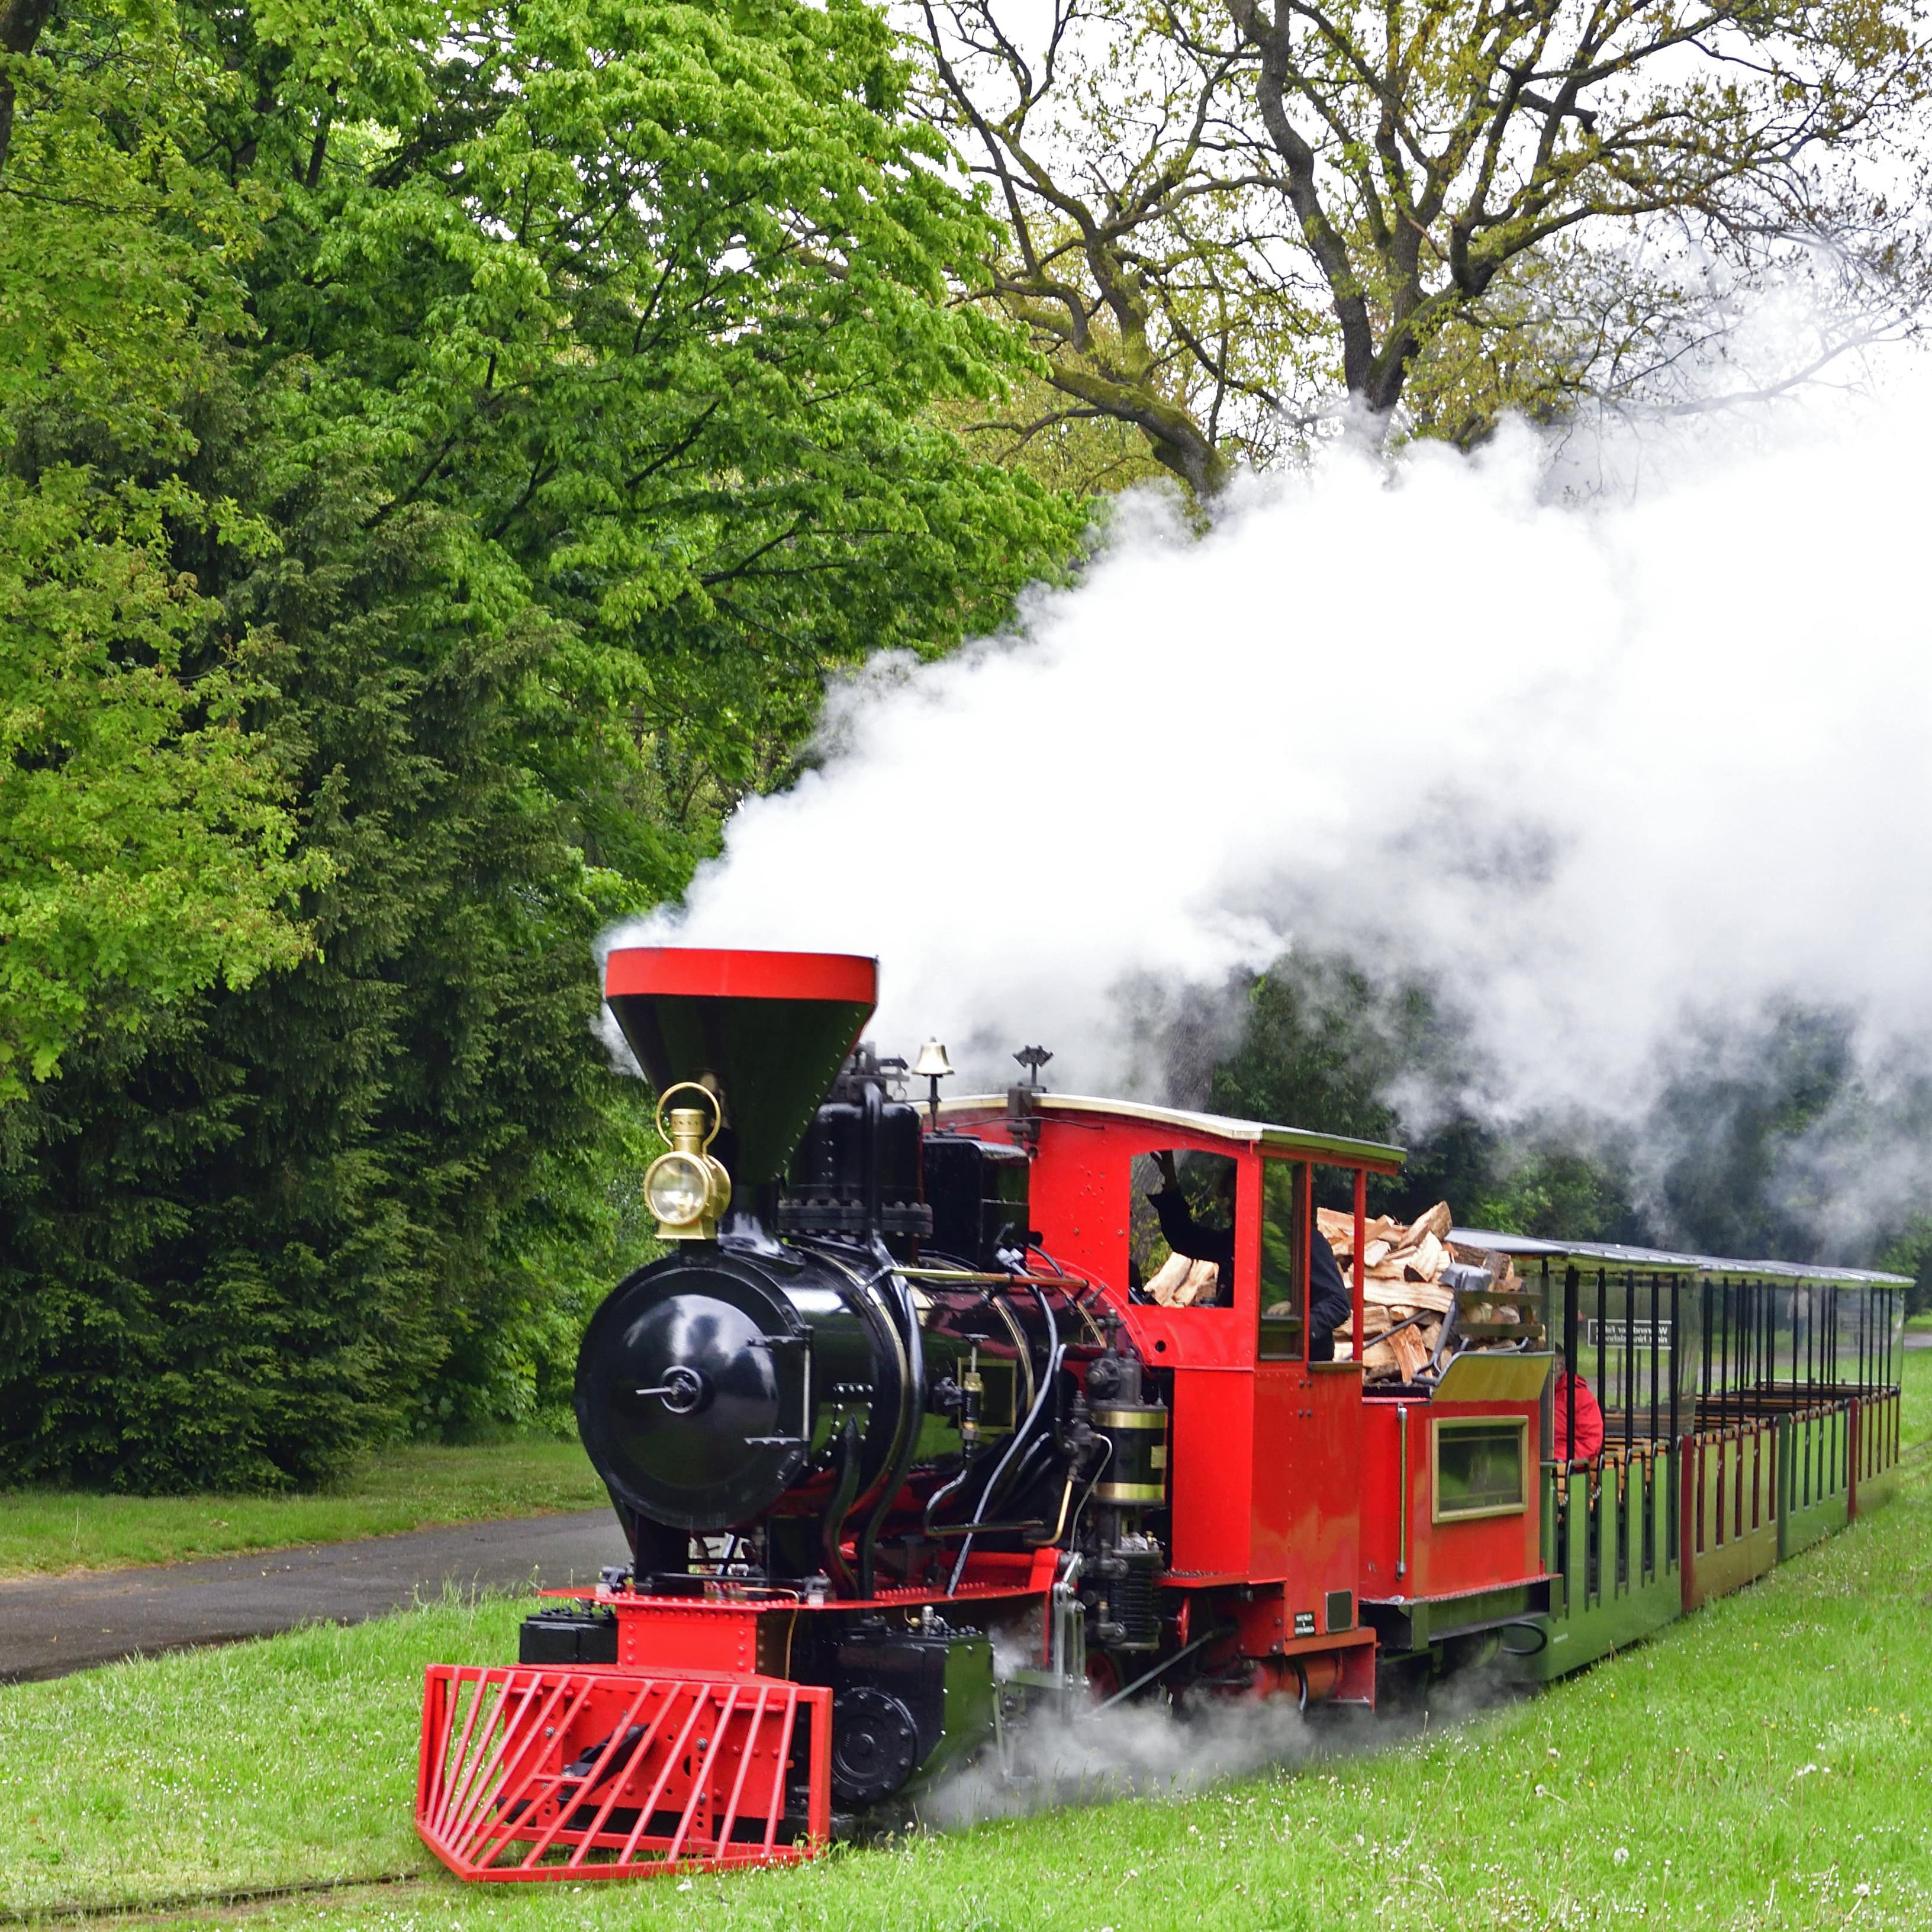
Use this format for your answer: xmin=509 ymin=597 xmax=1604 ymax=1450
xmin=609 ymin=373 xmax=1932 ymax=1244
xmin=917 ymin=1664 xmax=1515 ymax=1829
xmin=921 ymin=1696 xmax=1335 ymax=1827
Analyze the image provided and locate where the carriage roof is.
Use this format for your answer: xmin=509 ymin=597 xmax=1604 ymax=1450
xmin=1453 ymin=1227 xmax=1910 ymax=1288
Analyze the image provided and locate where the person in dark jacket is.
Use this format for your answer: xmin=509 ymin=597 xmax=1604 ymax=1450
xmin=1148 ymin=1154 xmax=1352 ymax=1358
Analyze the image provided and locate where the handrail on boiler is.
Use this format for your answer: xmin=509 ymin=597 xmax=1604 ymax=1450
xmin=896 ymin=1268 xmax=1091 ymax=1290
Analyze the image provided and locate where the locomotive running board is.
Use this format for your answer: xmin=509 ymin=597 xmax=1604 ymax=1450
xmin=416 ymin=1664 xmax=832 ymax=1881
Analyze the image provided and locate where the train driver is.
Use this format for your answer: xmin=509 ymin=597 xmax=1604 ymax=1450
xmin=1148 ymin=1154 xmax=1352 ymax=1358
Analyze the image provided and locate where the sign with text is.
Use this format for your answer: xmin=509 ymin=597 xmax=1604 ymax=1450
xmin=1586 ymin=1318 xmax=1673 ymax=1353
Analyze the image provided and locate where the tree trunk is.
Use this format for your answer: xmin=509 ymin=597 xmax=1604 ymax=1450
xmin=0 ymin=0 xmax=56 ymax=181
xmin=1048 ymin=365 xmax=1230 ymax=495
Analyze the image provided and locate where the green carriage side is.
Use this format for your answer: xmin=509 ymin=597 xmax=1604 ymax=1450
xmin=1444 ymin=1233 xmax=1909 ymax=1683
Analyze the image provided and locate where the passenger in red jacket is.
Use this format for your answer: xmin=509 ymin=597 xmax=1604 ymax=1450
xmin=1553 ymin=1371 xmax=1605 ymax=1463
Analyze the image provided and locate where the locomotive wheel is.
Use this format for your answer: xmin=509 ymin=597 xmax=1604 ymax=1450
xmin=1085 ymin=1653 xmax=1123 ymax=1703
xmin=830 ymin=1686 xmax=922 ymax=1805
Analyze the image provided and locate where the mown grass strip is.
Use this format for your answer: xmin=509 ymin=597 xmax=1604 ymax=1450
xmin=0 ymin=1442 xmax=606 ymax=1581
xmin=5 ymin=1359 xmax=1927 ymax=1930
xmin=0 ymin=1593 xmax=516 ymax=1916
xmin=0 ymin=1872 xmax=423 ymax=1926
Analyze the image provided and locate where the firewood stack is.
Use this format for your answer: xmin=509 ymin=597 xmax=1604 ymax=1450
xmin=1318 ymin=1202 xmax=1535 ymax=1383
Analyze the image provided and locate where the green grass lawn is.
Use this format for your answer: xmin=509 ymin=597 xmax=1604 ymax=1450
xmin=0 ymin=1440 xmax=607 ymax=1580
xmin=1899 ymin=1352 xmax=1932 ymax=1445
xmin=4 ymin=1355 xmax=1928 ymax=1930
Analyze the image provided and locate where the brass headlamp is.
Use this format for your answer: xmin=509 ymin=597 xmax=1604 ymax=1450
xmin=645 ymin=1082 xmax=732 ymax=1241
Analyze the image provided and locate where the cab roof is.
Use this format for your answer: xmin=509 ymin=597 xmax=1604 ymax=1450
xmin=935 ymin=1091 xmax=1406 ymax=1168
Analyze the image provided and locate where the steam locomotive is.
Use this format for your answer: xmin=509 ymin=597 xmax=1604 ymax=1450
xmin=415 ymin=948 xmax=1910 ymax=1882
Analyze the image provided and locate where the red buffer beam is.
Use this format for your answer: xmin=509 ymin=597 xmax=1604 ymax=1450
xmin=417 ymin=1666 xmax=832 ymax=1881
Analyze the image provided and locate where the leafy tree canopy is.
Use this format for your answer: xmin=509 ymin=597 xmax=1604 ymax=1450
xmin=1 ymin=0 xmax=315 ymax=1097
xmin=0 ymin=0 xmax=1082 ymax=1487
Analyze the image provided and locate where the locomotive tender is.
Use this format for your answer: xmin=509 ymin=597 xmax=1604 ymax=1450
xmin=416 ymin=947 xmax=1910 ymax=1882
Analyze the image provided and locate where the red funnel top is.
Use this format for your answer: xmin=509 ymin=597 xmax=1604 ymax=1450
xmin=603 ymin=948 xmax=878 ymax=1187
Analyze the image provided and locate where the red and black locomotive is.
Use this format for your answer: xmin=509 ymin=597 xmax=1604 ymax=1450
xmin=416 ymin=947 xmax=1909 ymax=1882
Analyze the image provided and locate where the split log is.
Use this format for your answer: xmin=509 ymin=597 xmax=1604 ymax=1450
xmin=1339 ymin=1302 xmax=1393 ymax=1369
xmin=1178 ymin=1258 xmax=1219 ymax=1306
xmin=1399 ymin=1201 xmax=1453 ymax=1250
xmin=1317 ymin=1208 xmax=1408 ymax=1268
xmin=1335 ymin=1305 xmax=1395 ymax=1357
xmin=1144 ymin=1251 xmax=1190 ymax=1302
xmin=1146 ymin=1253 xmax=1221 ymax=1307
xmin=1400 ymin=1231 xmax=1445 ymax=1281
xmin=1364 ymin=1276 xmax=1453 ymax=1314
xmin=1387 ymin=1324 xmax=1431 ymax=1380
xmin=1353 ymin=1306 xmax=1444 ymax=1380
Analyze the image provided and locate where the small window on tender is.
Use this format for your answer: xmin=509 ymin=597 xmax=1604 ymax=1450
xmin=1129 ymin=1150 xmax=1236 ymax=1307
xmin=1432 ymin=1418 xmax=1528 ymax=1520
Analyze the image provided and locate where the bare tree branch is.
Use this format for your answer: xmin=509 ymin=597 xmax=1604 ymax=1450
xmin=913 ymin=0 xmax=1932 ymax=479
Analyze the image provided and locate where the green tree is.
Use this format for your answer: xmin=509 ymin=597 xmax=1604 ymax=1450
xmin=1 ymin=0 xmax=315 ymax=1097
xmin=0 ymin=475 xmax=320 ymax=1101
xmin=0 ymin=0 xmax=1081 ymax=1488
xmin=1879 ymin=1218 xmax=1932 ymax=1319
xmin=1208 ymin=955 xmax=1500 ymax=1219
xmin=1208 ymin=953 xmax=1645 ymax=1238
xmin=0 ymin=471 xmax=636 ymax=1488
xmin=1466 ymin=1147 xmax=1641 ymax=1245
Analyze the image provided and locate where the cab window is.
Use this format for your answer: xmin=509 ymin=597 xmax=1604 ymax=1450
xmin=1258 ymin=1159 xmax=1306 ymax=1359
xmin=1129 ymin=1149 xmax=1235 ymax=1307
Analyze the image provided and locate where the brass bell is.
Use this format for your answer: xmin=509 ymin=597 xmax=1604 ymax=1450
xmin=912 ymin=1039 xmax=955 ymax=1079
xmin=912 ymin=1038 xmax=954 ymax=1128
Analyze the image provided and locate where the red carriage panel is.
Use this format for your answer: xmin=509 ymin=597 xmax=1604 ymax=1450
xmin=1358 ymin=1393 xmax=1545 ymax=1606
xmin=1167 ymin=1366 xmax=1255 ymax=1578
xmin=1246 ymin=1360 xmax=1366 ymax=1612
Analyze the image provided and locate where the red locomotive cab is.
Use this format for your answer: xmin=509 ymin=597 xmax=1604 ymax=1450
xmin=936 ymin=1091 xmax=1404 ymax=1696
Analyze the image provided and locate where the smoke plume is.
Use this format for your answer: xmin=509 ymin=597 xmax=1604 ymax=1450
xmin=607 ymin=374 xmax=1932 ymax=1251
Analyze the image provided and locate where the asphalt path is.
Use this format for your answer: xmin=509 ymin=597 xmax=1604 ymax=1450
xmin=1907 ymin=1330 xmax=1932 ymax=1350
xmin=0 ymin=1510 xmax=626 ymax=1685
